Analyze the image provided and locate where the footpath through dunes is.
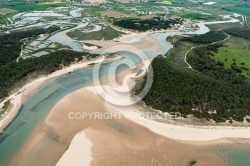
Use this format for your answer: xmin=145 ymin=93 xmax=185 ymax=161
xmin=11 ymin=64 xmax=250 ymax=166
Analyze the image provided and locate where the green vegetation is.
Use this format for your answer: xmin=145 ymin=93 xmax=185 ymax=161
xmin=0 ymin=26 xmax=60 ymax=66
xmin=142 ymin=56 xmax=250 ymax=123
xmin=0 ymin=50 xmax=99 ymax=100
xmin=182 ymin=13 xmax=215 ymax=21
xmin=206 ymin=23 xmax=242 ymax=31
xmin=180 ymin=30 xmax=227 ymax=44
xmin=67 ymin=26 xmax=124 ymax=40
xmin=224 ymin=27 xmax=250 ymax=40
xmin=211 ymin=47 xmax=250 ymax=79
xmin=165 ymin=42 xmax=193 ymax=67
xmin=113 ymin=17 xmax=179 ymax=31
xmin=10 ymin=2 xmax=67 ymax=12
xmin=0 ymin=13 xmax=16 ymax=24
xmin=142 ymin=50 xmax=250 ymax=123
xmin=223 ymin=6 xmax=250 ymax=15
xmin=141 ymin=30 xmax=250 ymax=123
xmin=82 ymin=7 xmax=106 ymax=16
xmin=1 ymin=100 xmax=11 ymax=113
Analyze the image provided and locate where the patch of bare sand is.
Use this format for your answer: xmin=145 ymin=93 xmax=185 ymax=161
xmin=12 ymin=68 xmax=232 ymax=166
xmin=83 ymin=34 xmax=165 ymax=56
xmin=0 ymin=57 xmax=104 ymax=132
xmin=10 ymin=68 xmax=134 ymax=166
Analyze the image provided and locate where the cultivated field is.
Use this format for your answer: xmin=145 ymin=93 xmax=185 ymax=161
xmin=0 ymin=8 xmax=18 ymax=15
xmin=100 ymin=10 xmax=131 ymax=18
xmin=224 ymin=6 xmax=250 ymax=15
xmin=9 ymin=2 xmax=67 ymax=11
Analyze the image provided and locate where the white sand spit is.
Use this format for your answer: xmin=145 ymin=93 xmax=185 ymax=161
xmin=56 ymin=131 xmax=92 ymax=166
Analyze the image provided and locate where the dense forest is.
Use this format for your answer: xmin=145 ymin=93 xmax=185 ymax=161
xmin=0 ymin=26 xmax=60 ymax=66
xmin=140 ymin=30 xmax=250 ymax=123
xmin=141 ymin=57 xmax=250 ymax=123
xmin=0 ymin=50 xmax=99 ymax=101
xmin=224 ymin=27 xmax=250 ymax=40
xmin=180 ymin=30 xmax=227 ymax=44
xmin=113 ymin=17 xmax=179 ymax=31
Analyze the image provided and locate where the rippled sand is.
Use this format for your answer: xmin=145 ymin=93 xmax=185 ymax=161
xmin=12 ymin=68 xmax=233 ymax=166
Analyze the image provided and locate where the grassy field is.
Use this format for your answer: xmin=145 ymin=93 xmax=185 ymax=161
xmin=211 ymin=47 xmax=250 ymax=79
xmin=67 ymin=26 xmax=124 ymax=40
xmin=206 ymin=22 xmax=243 ymax=31
xmin=83 ymin=7 xmax=106 ymax=16
xmin=0 ymin=8 xmax=18 ymax=15
xmin=211 ymin=36 xmax=250 ymax=79
xmin=224 ymin=6 xmax=250 ymax=15
xmin=10 ymin=2 xmax=67 ymax=12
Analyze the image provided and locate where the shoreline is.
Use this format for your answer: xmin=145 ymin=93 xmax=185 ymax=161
xmin=12 ymin=64 xmax=250 ymax=166
xmin=2 ymin=13 xmax=248 ymax=166
xmin=56 ymin=131 xmax=93 ymax=166
xmin=0 ymin=15 xmax=244 ymax=136
xmin=90 ymin=66 xmax=250 ymax=142
xmin=11 ymin=68 xmax=136 ymax=166
xmin=0 ymin=55 xmax=122 ymax=132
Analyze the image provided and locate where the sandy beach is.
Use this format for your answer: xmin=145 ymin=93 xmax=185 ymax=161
xmin=11 ymin=61 xmax=250 ymax=166
xmin=3 ymin=16 xmax=250 ymax=165
xmin=82 ymin=32 xmax=165 ymax=57
xmin=56 ymin=131 xmax=92 ymax=166
xmin=0 ymin=55 xmax=107 ymax=132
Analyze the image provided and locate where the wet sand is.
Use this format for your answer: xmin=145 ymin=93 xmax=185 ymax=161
xmin=12 ymin=66 xmax=246 ymax=166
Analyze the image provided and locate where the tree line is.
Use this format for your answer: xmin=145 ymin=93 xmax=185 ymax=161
xmin=0 ymin=50 xmax=99 ymax=101
xmin=224 ymin=27 xmax=250 ymax=40
xmin=141 ymin=56 xmax=250 ymax=123
xmin=0 ymin=26 xmax=60 ymax=66
xmin=140 ymin=30 xmax=250 ymax=123
xmin=180 ymin=30 xmax=227 ymax=44
xmin=113 ymin=17 xmax=179 ymax=32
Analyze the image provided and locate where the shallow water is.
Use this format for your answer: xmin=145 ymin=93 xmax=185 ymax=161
xmin=212 ymin=145 xmax=250 ymax=166
xmin=0 ymin=52 xmax=141 ymax=165
xmin=228 ymin=147 xmax=250 ymax=166
xmin=1 ymin=16 xmax=249 ymax=166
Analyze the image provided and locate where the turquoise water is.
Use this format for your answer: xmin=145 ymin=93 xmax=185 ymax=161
xmin=228 ymin=147 xmax=250 ymax=166
xmin=214 ymin=145 xmax=250 ymax=166
xmin=0 ymin=53 xmax=142 ymax=165
xmin=0 ymin=51 xmax=250 ymax=165
xmin=231 ymin=149 xmax=250 ymax=166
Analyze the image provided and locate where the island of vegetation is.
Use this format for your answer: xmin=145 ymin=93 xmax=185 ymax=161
xmin=113 ymin=17 xmax=181 ymax=32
